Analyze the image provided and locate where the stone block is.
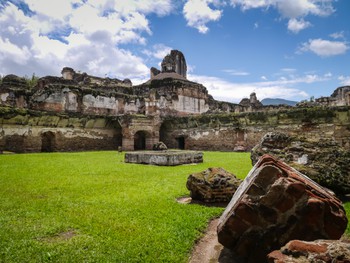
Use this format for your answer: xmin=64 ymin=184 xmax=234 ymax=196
xmin=267 ymin=239 xmax=350 ymax=263
xmin=217 ymin=154 xmax=348 ymax=263
xmin=124 ymin=150 xmax=203 ymax=166
xmin=186 ymin=167 xmax=241 ymax=203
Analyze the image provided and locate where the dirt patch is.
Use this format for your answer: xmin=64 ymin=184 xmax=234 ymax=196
xmin=39 ymin=229 xmax=77 ymax=243
xmin=189 ymin=219 xmax=235 ymax=263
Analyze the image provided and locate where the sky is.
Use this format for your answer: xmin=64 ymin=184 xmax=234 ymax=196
xmin=0 ymin=0 xmax=349 ymax=103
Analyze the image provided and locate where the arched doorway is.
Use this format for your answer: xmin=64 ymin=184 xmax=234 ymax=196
xmin=134 ymin=131 xmax=147 ymax=150
xmin=41 ymin=131 xmax=55 ymax=152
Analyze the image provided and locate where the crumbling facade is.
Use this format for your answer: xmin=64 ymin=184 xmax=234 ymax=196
xmin=315 ymin=86 xmax=350 ymax=106
xmin=0 ymin=50 xmax=350 ymax=153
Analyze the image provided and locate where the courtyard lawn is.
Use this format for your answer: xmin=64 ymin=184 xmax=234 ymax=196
xmin=0 ymin=151 xmax=251 ymax=263
xmin=1 ymin=151 xmax=349 ymax=263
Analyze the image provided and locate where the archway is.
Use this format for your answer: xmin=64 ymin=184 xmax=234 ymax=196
xmin=41 ymin=131 xmax=55 ymax=152
xmin=134 ymin=131 xmax=147 ymax=150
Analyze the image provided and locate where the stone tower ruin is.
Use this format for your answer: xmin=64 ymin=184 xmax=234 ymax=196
xmin=160 ymin=50 xmax=187 ymax=78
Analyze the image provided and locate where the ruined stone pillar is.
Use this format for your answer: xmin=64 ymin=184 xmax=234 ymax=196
xmin=122 ymin=137 xmax=134 ymax=151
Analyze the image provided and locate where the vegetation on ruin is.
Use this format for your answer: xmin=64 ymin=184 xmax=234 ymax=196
xmin=24 ymin=74 xmax=39 ymax=89
xmin=0 ymin=151 xmax=252 ymax=263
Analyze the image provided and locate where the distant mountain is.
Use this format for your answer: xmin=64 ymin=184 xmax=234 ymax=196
xmin=261 ymin=98 xmax=298 ymax=106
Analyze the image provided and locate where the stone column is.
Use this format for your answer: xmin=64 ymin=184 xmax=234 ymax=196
xmin=122 ymin=137 xmax=134 ymax=151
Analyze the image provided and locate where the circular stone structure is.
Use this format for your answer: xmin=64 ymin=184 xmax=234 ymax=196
xmin=124 ymin=150 xmax=203 ymax=166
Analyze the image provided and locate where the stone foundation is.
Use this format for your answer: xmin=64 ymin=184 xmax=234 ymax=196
xmin=124 ymin=150 xmax=203 ymax=166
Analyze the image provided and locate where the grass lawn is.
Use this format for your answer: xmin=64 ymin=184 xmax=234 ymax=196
xmin=0 ymin=151 xmax=349 ymax=263
xmin=0 ymin=151 xmax=252 ymax=263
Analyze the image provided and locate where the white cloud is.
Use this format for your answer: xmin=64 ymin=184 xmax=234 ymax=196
xmin=186 ymin=73 xmax=326 ymax=102
xmin=287 ymin=18 xmax=311 ymax=33
xmin=230 ymin=0 xmax=271 ymax=10
xmin=25 ymin=0 xmax=76 ymax=21
xmin=222 ymin=69 xmax=250 ymax=76
xmin=276 ymin=0 xmax=334 ymax=18
xmin=0 ymin=37 xmax=31 ymax=65
xmin=183 ymin=0 xmax=222 ymax=33
xmin=338 ymin=76 xmax=350 ymax=86
xmin=231 ymin=0 xmax=334 ymax=18
xmin=0 ymin=0 xmax=174 ymax=80
xmin=230 ymin=0 xmax=335 ymax=32
xmin=324 ymin=72 xmax=332 ymax=78
xmin=142 ymin=44 xmax=173 ymax=60
xmin=330 ymin=31 xmax=345 ymax=40
xmin=299 ymin=39 xmax=349 ymax=57
xmin=280 ymin=68 xmax=297 ymax=73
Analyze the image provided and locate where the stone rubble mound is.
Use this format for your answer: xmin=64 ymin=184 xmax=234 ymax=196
xmin=251 ymin=132 xmax=350 ymax=196
xmin=217 ymin=154 xmax=348 ymax=263
xmin=152 ymin=141 xmax=168 ymax=151
xmin=186 ymin=167 xmax=242 ymax=203
xmin=267 ymin=239 xmax=350 ymax=263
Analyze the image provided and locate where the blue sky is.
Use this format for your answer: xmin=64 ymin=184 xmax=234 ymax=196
xmin=0 ymin=0 xmax=349 ymax=103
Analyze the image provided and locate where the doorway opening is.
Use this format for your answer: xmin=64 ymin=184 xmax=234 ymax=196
xmin=134 ymin=131 xmax=147 ymax=150
xmin=176 ymin=136 xmax=185 ymax=150
xmin=41 ymin=131 xmax=55 ymax=152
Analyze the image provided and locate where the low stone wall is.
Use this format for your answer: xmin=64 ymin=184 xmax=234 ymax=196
xmin=124 ymin=150 xmax=203 ymax=166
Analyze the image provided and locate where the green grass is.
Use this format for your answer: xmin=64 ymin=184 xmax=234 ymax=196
xmin=0 ymin=151 xmax=252 ymax=263
xmin=1 ymin=151 xmax=349 ymax=263
xmin=345 ymin=202 xmax=350 ymax=237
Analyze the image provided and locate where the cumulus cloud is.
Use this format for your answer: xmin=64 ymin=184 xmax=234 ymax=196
xmin=276 ymin=0 xmax=334 ymax=18
xmin=299 ymin=39 xmax=349 ymax=57
xmin=183 ymin=0 xmax=222 ymax=33
xmin=186 ymin=73 xmax=328 ymax=102
xmin=287 ymin=18 xmax=312 ymax=34
xmin=230 ymin=0 xmax=335 ymax=33
xmin=0 ymin=0 xmax=173 ymax=79
xmin=230 ymin=0 xmax=271 ymax=10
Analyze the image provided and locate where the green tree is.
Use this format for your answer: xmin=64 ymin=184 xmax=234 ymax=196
xmin=24 ymin=73 xmax=39 ymax=88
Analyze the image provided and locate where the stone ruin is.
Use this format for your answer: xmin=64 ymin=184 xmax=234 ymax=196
xmin=1 ymin=49 xmax=350 ymax=154
xmin=239 ymin=92 xmax=263 ymax=108
xmin=251 ymin=132 xmax=350 ymax=196
xmin=186 ymin=167 xmax=242 ymax=203
xmin=124 ymin=150 xmax=203 ymax=166
xmin=268 ymin=239 xmax=350 ymax=262
xmin=217 ymin=154 xmax=348 ymax=263
xmin=152 ymin=141 xmax=167 ymax=151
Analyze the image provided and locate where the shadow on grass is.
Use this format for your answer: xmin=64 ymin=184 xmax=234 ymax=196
xmin=176 ymin=196 xmax=228 ymax=208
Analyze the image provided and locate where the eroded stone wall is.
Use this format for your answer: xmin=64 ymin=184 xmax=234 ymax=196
xmin=160 ymin=107 xmax=350 ymax=151
xmin=0 ymin=108 xmax=122 ymax=153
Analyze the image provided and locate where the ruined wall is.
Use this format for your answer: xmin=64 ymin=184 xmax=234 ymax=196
xmin=160 ymin=106 xmax=350 ymax=151
xmin=0 ymin=107 xmax=122 ymax=153
xmin=315 ymin=86 xmax=350 ymax=107
xmin=134 ymin=78 xmax=211 ymax=116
